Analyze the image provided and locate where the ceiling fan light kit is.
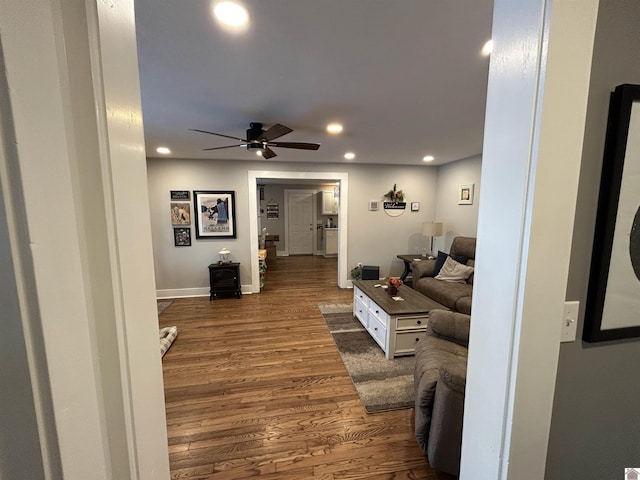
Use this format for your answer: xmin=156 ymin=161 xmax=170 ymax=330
xmin=190 ymin=122 xmax=320 ymax=159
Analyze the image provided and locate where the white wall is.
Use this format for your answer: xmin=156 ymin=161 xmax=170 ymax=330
xmin=460 ymin=0 xmax=598 ymax=477
xmin=1 ymin=0 xmax=170 ymax=478
xmin=147 ymin=158 xmax=441 ymax=295
xmin=546 ymin=1 xmax=640 ymax=478
xmin=435 ymin=154 xmax=482 ymax=252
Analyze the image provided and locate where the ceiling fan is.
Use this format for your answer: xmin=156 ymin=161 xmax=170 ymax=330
xmin=190 ymin=122 xmax=320 ymax=159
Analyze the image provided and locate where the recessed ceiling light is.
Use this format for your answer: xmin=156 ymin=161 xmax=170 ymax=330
xmin=482 ymin=40 xmax=493 ymax=56
xmin=156 ymin=147 xmax=171 ymax=154
xmin=213 ymin=1 xmax=249 ymax=28
xmin=344 ymin=152 xmax=355 ymax=160
xmin=423 ymin=155 xmax=434 ymax=162
xmin=327 ymin=123 xmax=343 ymax=134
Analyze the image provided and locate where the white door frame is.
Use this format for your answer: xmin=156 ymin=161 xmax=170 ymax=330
xmin=284 ymin=189 xmax=317 ymax=255
xmin=248 ymin=171 xmax=349 ymax=292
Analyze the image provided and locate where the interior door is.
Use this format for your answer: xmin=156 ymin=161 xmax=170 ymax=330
xmin=286 ymin=190 xmax=314 ymax=255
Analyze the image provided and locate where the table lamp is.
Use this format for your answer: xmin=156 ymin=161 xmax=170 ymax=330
xmin=421 ymin=221 xmax=443 ymax=258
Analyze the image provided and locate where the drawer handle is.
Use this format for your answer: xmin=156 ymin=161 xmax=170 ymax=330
xmin=374 ymin=327 xmax=378 ymax=331
xmin=416 ymin=320 xmax=422 ymax=325
xmin=416 ymin=338 xmax=420 ymax=342
xmin=375 ymin=310 xmax=379 ymax=314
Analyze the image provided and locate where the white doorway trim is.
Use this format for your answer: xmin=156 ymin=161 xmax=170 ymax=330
xmin=248 ymin=170 xmax=349 ymax=292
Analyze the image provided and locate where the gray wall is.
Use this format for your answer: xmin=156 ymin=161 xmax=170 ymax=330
xmin=546 ymin=1 xmax=640 ymax=478
xmin=435 ymin=154 xmax=482 ymax=252
xmin=148 ymin=158 xmax=481 ymax=295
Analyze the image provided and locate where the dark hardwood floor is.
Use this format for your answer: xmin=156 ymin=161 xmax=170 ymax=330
xmin=159 ymin=255 xmax=454 ymax=479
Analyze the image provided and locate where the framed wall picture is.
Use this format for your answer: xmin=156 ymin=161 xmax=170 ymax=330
xmin=584 ymin=84 xmax=640 ymax=342
xmin=193 ymin=190 xmax=237 ymax=239
xmin=170 ymin=190 xmax=190 ymax=200
xmin=458 ymin=184 xmax=474 ymax=205
xmin=170 ymin=202 xmax=191 ymax=225
xmin=173 ymin=227 xmax=191 ymax=246
xmin=411 ymin=202 xmax=420 ymax=212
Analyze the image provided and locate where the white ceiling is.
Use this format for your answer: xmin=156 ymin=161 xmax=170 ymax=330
xmin=135 ymin=1 xmax=493 ymax=166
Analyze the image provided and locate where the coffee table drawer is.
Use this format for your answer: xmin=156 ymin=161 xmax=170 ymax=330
xmin=395 ymin=331 xmax=425 ymax=355
xmin=368 ymin=314 xmax=387 ymax=350
xmin=368 ymin=302 xmax=390 ymax=326
xmin=354 ymin=296 xmax=368 ymax=327
xmin=396 ymin=315 xmax=429 ymax=330
xmin=354 ymin=286 xmax=370 ymax=308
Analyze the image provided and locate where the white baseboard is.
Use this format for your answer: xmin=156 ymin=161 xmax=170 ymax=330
xmin=156 ymin=285 xmax=253 ymax=299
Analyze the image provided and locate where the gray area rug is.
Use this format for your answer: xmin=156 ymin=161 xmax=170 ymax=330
xmin=319 ymin=303 xmax=415 ymax=414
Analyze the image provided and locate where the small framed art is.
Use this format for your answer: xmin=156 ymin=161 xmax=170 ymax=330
xmin=458 ymin=184 xmax=474 ymax=205
xmin=411 ymin=202 xmax=420 ymax=212
xmin=170 ymin=202 xmax=190 ymax=225
xmin=173 ymin=227 xmax=191 ymax=246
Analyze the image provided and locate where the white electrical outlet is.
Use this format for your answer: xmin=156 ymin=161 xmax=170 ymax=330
xmin=561 ymin=301 xmax=579 ymax=343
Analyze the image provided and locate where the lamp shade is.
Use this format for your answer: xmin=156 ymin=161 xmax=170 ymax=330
xmin=421 ymin=221 xmax=443 ymax=237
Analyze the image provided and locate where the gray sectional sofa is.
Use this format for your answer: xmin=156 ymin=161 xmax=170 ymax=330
xmin=414 ymin=309 xmax=470 ymax=476
xmin=411 ymin=236 xmax=476 ymax=314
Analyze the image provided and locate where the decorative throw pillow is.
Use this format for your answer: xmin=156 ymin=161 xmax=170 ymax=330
xmin=432 ymin=250 xmax=469 ymax=277
xmin=435 ymin=256 xmax=474 ymax=283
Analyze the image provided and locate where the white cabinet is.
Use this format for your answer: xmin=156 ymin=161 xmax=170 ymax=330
xmin=322 ymin=190 xmax=338 ymax=215
xmin=324 ymin=228 xmax=338 ymax=256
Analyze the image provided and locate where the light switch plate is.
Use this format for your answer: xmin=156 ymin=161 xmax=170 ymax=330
xmin=561 ymin=301 xmax=579 ymax=343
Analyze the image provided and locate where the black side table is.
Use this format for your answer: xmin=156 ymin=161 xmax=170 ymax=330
xmin=208 ymin=262 xmax=242 ymax=300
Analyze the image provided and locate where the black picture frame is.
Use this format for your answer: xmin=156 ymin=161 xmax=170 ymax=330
xmin=173 ymin=227 xmax=191 ymax=246
xmin=584 ymin=84 xmax=640 ymax=342
xmin=193 ymin=190 xmax=237 ymax=239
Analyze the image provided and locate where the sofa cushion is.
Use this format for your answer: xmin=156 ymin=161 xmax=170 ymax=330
xmin=450 ymin=236 xmax=476 ymax=260
xmin=435 ymin=257 xmax=474 ymax=283
xmin=429 ymin=310 xmax=471 ymax=347
xmin=414 ymin=332 xmax=468 ymax=456
xmin=411 ymin=258 xmax=436 ymax=278
xmin=414 ymin=277 xmax=473 ymax=311
xmin=432 ymin=251 xmax=468 ymax=277
xmin=455 ymin=296 xmax=472 ymax=315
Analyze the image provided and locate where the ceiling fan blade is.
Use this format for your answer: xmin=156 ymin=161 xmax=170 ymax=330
xmin=261 ymin=147 xmax=278 ymax=159
xmin=189 ymin=128 xmax=247 ymax=142
xmin=268 ymin=141 xmax=320 ymax=151
xmin=202 ymin=144 xmax=245 ymax=151
xmin=260 ymin=124 xmax=293 ymax=142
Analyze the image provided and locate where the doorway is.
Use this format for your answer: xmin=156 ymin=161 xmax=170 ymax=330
xmin=248 ymin=170 xmax=349 ymax=292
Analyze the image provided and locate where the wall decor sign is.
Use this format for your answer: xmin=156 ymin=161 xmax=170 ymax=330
xmin=266 ymin=202 xmax=279 ymax=219
xmin=382 ymin=184 xmax=406 ymax=216
xmin=170 ymin=190 xmax=190 ymax=200
xmin=193 ymin=190 xmax=237 ymax=239
xmin=458 ymin=184 xmax=474 ymax=205
xmin=173 ymin=227 xmax=191 ymax=246
xmin=368 ymin=201 xmax=379 ymax=211
xmin=383 ymin=201 xmax=406 ymax=217
xmin=411 ymin=202 xmax=420 ymax=212
xmin=584 ymin=84 xmax=640 ymax=342
xmin=170 ymin=202 xmax=191 ymax=225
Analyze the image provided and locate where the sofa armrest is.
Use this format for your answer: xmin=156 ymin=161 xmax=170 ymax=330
xmin=412 ymin=258 xmax=436 ymax=278
xmin=427 ymin=310 xmax=471 ymax=348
